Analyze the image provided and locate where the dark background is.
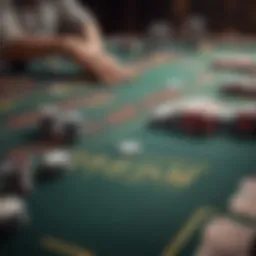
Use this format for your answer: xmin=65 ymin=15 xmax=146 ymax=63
xmin=81 ymin=0 xmax=256 ymax=35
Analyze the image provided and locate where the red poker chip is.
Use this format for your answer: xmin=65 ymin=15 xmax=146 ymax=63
xmin=180 ymin=109 xmax=219 ymax=135
xmin=235 ymin=110 xmax=256 ymax=134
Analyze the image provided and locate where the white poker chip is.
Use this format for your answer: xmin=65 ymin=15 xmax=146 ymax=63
xmin=238 ymin=103 xmax=256 ymax=113
xmin=219 ymin=107 xmax=236 ymax=122
xmin=153 ymin=103 xmax=180 ymax=121
xmin=43 ymin=150 xmax=71 ymax=168
xmin=39 ymin=105 xmax=59 ymax=118
xmin=65 ymin=111 xmax=82 ymax=125
xmin=0 ymin=197 xmax=28 ymax=223
xmin=118 ymin=140 xmax=142 ymax=156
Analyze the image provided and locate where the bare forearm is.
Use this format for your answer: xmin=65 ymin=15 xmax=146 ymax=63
xmin=1 ymin=36 xmax=65 ymax=61
xmin=82 ymin=22 xmax=102 ymax=46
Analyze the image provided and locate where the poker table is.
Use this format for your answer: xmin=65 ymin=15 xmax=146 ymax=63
xmin=0 ymin=38 xmax=256 ymax=256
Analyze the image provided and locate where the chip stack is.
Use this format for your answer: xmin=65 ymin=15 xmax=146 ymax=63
xmin=232 ymin=105 xmax=256 ymax=137
xmin=38 ymin=105 xmax=59 ymax=140
xmin=0 ymin=157 xmax=33 ymax=195
xmin=38 ymin=105 xmax=82 ymax=145
xmin=37 ymin=150 xmax=72 ymax=180
xmin=221 ymin=80 xmax=256 ymax=98
xmin=59 ymin=111 xmax=82 ymax=144
xmin=0 ymin=197 xmax=29 ymax=237
xmin=178 ymin=103 xmax=220 ymax=136
xmin=151 ymin=102 xmax=181 ymax=130
xmin=150 ymin=98 xmax=227 ymax=136
xmin=221 ymin=82 xmax=243 ymax=96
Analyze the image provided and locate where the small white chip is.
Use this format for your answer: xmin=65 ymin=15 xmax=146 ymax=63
xmin=0 ymin=197 xmax=28 ymax=223
xmin=118 ymin=141 xmax=142 ymax=156
xmin=39 ymin=105 xmax=59 ymax=118
xmin=43 ymin=150 xmax=71 ymax=168
xmin=153 ymin=103 xmax=179 ymax=121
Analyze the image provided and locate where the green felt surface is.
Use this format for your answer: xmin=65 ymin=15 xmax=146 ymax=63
xmin=0 ymin=41 xmax=256 ymax=256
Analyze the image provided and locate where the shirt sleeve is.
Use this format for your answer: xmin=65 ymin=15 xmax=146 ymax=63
xmin=58 ymin=0 xmax=96 ymax=30
xmin=0 ymin=4 xmax=25 ymax=47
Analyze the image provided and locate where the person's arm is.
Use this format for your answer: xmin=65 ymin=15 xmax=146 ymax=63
xmin=0 ymin=10 xmax=67 ymax=60
xmin=59 ymin=0 xmax=102 ymax=47
xmin=1 ymin=36 xmax=68 ymax=61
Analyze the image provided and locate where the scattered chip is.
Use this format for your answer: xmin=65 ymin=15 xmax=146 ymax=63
xmin=38 ymin=150 xmax=72 ymax=180
xmin=0 ymin=157 xmax=33 ymax=195
xmin=232 ymin=105 xmax=256 ymax=136
xmin=118 ymin=140 xmax=142 ymax=156
xmin=0 ymin=197 xmax=29 ymax=235
xmin=38 ymin=104 xmax=60 ymax=139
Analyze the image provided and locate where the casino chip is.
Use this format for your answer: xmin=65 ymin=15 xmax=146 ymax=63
xmin=151 ymin=102 xmax=181 ymax=129
xmin=118 ymin=140 xmax=142 ymax=156
xmin=218 ymin=105 xmax=237 ymax=132
xmin=232 ymin=104 xmax=256 ymax=137
xmin=61 ymin=110 xmax=82 ymax=144
xmin=178 ymin=98 xmax=222 ymax=135
xmin=0 ymin=197 xmax=29 ymax=236
xmin=38 ymin=104 xmax=60 ymax=140
xmin=38 ymin=106 xmax=82 ymax=144
xmin=51 ymin=110 xmax=82 ymax=144
xmin=0 ymin=157 xmax=33 ymax=195
xmin=38 ymin=150 xmax=72 ymax=179
xmin=221 ymin=82 xmax=243 ymax=96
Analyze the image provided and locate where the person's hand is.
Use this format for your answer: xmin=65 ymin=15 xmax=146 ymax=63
xmin=60 ymin=37 xmax=125 ymax=83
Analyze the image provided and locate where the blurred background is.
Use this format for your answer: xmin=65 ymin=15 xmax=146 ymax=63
xmin=82 ymin=0 xmax=256 ymax=35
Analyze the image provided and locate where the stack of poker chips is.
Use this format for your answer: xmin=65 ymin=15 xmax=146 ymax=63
xmin=37 ymin=150 xmax=72 ymax=181
xmin=38 ymin=105 xmax=82 ymax=145
xmin=0 ymin=196 xmax=29 ymax=238
xmin=221 ymin=80 xmax=256 ymax=98
xmin=150 ymin=98 xmax=256 ymax=137
xmin=0 ymin=156 xmax=33 ymax=196
xmin=212 ymin=57 xmax=256 ymax=73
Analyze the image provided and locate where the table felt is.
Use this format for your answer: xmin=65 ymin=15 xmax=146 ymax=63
xmin=0 ymin=40 xmax=256 ymax=256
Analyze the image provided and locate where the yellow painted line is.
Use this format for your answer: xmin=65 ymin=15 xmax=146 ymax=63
xmin=41 ymin=236 xmax=95 ymax=256
xmin=162 ymin=206 xmax=213 ymax=256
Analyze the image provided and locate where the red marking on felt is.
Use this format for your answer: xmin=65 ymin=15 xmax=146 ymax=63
xmin=108 ymin=105 xmax=137 ymax=125
xmin=6 ymin=111 xmax=38 ymax=128
xmin=143 ymin=90 xmax=180 ymax=108
xmin=83 ymin=122 xmax=104 ymax=135
xmin=5 ymin=93 xmax=112 ymax=129
xmin=144 ymin=94 xmax=160 ymax=107
xmin=59 ymin=92 xmax=112 ymax=110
